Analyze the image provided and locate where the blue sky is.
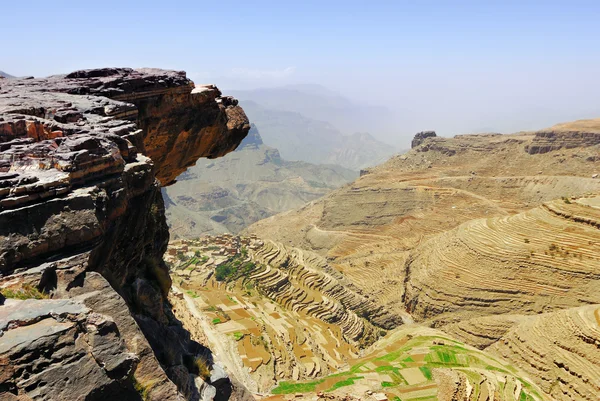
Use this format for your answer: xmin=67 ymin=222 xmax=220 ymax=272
xmin=3 ymin=1 xmax=600 ymax=144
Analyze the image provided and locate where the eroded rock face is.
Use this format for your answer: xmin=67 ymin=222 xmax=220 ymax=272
xmin=0 ymin=67 xmax=249 ymax=185
xmin=525 ymin=118 xmax=600 ymax=155
xmin=0 ymin=298 xmax=139 ymax=401
xmin=0 ymin=68 xmax=250 ymax=400
xmin=411 ymin=130 xmax=436 ymax=148
xmin=526 ymin=130 xmax=600 ymax=154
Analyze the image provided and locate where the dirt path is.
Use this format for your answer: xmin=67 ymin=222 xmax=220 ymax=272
xmin=172 ymin=286 xmax=258 ymax=394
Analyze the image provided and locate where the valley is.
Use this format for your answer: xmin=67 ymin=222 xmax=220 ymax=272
xmin=167 ymin=236 xmax=549 ymax=401
xmin=167 ymin=120 xmax=600 ymax=401
xmin=164 ymin=125 xmax=357 ymax=238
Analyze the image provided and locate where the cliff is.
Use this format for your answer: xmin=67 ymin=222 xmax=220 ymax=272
xmin=0 ymin=68 xmax=250 ymax=401
xmin=526 ymin=118 xmax=600 ymax=155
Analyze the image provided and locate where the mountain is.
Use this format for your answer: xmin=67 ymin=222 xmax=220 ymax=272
xmin=163 ymin=125 xmax=357 ymax=238
xmin=237 ymin=120 xmax=600 ymax=399
xmin=228 ymin=84 xmax=397 ymax=139
xmin=0 ymin=71 xmax=14 ymax=78
xmin=237 ymin=99 xmax=398 ymax=169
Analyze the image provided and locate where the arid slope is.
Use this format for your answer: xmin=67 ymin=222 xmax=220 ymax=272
xmin=247 ymin=125 xmax=600 ymax=317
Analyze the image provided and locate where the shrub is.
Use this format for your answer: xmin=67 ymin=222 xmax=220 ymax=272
xmin=1 ymin=284 xmax=48 ymax=300
xmin=194 ymin=356 xmax=211 ymax=380
xmin=145 ymin=256 xmax=171 ymax=297
xmin=215 ymin=264 xmax=234 ymax=281
xmin=132 ymin=377 xmax=158 ymax=401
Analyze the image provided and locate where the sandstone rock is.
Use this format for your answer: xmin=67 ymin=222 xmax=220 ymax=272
xmin=0 ymin=298 xmax=138 ymax=401
xmin=0 ymin=68 xmax=250 ymax=400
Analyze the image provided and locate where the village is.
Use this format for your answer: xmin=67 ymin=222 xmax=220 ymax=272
xmin=166 ymin=234 xmax=264 ymax=277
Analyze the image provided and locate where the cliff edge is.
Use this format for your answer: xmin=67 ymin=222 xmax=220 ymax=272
xmin=0 ymin=68 xmax=250 ymax=401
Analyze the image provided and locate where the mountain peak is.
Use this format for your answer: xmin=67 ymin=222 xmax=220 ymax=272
xmin=237 ymin=124 xmax=264 ymax=150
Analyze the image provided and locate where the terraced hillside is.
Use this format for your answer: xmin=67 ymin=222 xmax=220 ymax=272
xmin=488 ymin=304 xmax=600 ymax=401
xmin=441 ymin=303 xmax=600 ymax=401
xmin=241 ymin=119 xmax=600 ymax=399
xmin=247 ymin=124 xmax=600 ymax=319
xmin=404 ymin=196 xmax=600 ymax=323
xmin=263 ymin=325 xmax=548 ymax=401
xmin=167 ymin=234 xmax=549 ymax=400
xmin=167 ymin=236 xmax=402 ymax=392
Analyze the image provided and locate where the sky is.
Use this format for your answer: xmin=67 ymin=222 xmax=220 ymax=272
xmin=2 ymin=0 xmax=600 ymax=146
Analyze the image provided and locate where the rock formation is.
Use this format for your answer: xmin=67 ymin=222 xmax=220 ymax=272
xmin=0 ymin=68 xmax=250 ymax=401
xmin=526 ymin=118 xmax=600 ymax=154
xmin=410 ymin=130 xmax=436 ymax=148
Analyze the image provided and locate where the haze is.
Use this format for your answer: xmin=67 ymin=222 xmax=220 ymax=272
xmin=3 ymin=0 xmax=600 ymax=147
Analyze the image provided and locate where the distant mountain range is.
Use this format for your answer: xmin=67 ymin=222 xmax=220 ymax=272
xmin=228 ymin=84 xmax=397 ymax=138
xmin=235 ymin=98 xmax=398 ymax=170
xmin=163 ymin=125 xmax=357 ymax=238
xmin=0 ymin=71 xmax=14 ymax=78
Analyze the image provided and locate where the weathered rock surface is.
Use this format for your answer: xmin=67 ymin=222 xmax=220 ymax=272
xmin=0 ymin=298 xmax=139 ymax=401
xmin=0 ymin=67 xmax=249 ymax=186
xmin=411 ymin=130 xmax=436 ymax=148
xmin=0 ymin=68 xmax=249 ymax=400
xmin=526 ymin=118 xmax=600 ymax=154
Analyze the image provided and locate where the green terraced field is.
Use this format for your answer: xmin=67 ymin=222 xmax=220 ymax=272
xmin=270 ymin=328 xmax=546 ymax=401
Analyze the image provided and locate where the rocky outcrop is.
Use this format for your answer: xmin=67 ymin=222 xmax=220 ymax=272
xmin=411 ymin=130 xmax=436 ymax=148
xmin=0 ymin=67 xmax=249 ymax=185
xmin=0 ymin=68 xmax=250 ymax=400
xmin=526 ymin=130 xmax=600 ymax=154
xmin=525 ymin=118 xmax=600 ymax=155
xmin=1 ymin=297 xmax=139 ymax=401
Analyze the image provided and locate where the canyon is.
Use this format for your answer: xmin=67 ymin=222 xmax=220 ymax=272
xmin=2 ymin=66 xmax=600 ymax=401
xmin=163 ymin=125 xmax=357 ymax=238
xmin=239 ymin=123 xmax=600 ymax=400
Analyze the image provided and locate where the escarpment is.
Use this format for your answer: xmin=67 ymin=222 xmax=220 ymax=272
xmin=0 ymin=69 xmax=250 ymax=401
xmin=526 ymin=118 xmax=600 ymax=155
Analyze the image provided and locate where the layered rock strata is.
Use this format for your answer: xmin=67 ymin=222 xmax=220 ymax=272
xmin=0 ymin=69 xmax=250 ymax=401
xmin=526 ymin=118 xmax=600 ymax=155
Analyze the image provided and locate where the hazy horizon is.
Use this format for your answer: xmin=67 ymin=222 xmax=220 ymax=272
xmin=4 ymin=1 xmax=600 ymax=147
